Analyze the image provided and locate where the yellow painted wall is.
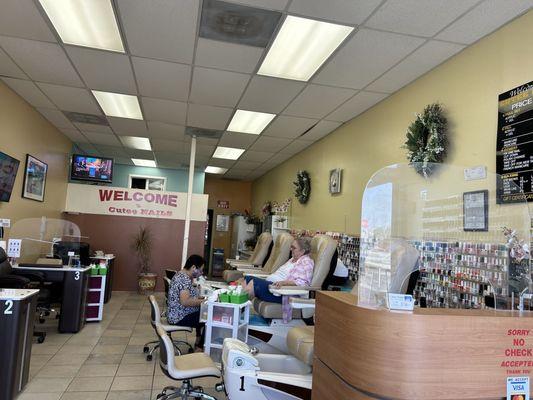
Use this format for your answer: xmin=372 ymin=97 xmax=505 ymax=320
xmin=0 ymin=81 xmax=72 ymax=225
xmin=252 ymin=11 xmax=533 ymax=235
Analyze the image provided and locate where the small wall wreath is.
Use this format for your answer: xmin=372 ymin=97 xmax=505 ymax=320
xmin=403 ymin=103 xmax=448 ymax=177
xmin=293 ymin=170 xmax=311 ymax=204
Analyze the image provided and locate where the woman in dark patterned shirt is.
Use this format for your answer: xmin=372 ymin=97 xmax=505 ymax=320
xmin=167 ymin=255 xmax=206 ymax=350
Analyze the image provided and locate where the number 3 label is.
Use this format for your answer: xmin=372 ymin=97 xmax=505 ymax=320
xmin=74 ymin=271 xmax=80 ymax=281
xmin=4 ymin=300 xmax=13 ymax=315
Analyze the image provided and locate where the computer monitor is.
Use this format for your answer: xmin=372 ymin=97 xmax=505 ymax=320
xmin=53 ymin=241 xmax=90 ymax=266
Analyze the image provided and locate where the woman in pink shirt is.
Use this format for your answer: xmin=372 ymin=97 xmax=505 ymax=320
xmin=243 ymin=237 xmax=314 ymax=303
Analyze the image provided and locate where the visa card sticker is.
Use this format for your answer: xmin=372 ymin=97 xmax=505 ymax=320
xmin=507 ymin=376 xmax=529 ymax=400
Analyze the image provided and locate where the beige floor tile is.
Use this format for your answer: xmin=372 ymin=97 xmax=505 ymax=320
xmin=85 ymin=353 xmax=124 ymax=365
xmin=60 ymin=392 xmax=108 ymax=400
xmin=108 ymin=323 xmax=136 ymax=330
xmin=31 ymin=344 xmax=62 ymax=355
xmin=116 ymin=362 xmax=155 ymax=376
xmin=39 ymin=334 xmax=73 ymax=345
xmin=110 ymin=376 xmax=153 ymax=391
xmin=106 ymin=390 xmax=152 ymax=400
xmin=30 ymin=354 xmax=53 ymax=365
xmin=65 ymin=336 xmax=101 ymax=346
xmin=129 ymin=336 xmax=156 ymax=346
xmin=152 ymin=375 xmax=177 ymax=388
xmin=120 ymin=353 xmax=155 ymax=364
xmin=48 ymin=354 xmax=88 ymax=366
xmin=24 ymin=377 xmax=73 ymax=393
xmin=17 ymin=392 xmax=63 ymax=400
xmin=125 ymin=344 xmax=147 ymax=354
xmin=77 ymin=363 xmax=119 ymax=377
xmin=98 ymin=336 xmax=130 ymax=345
xmin=56 ymin=345 xmax=94 ymax=355
xmin=102 ymin=329 xmax=132 ymax=337
xmin=91 ymin=344 xmax=127 ymax=354
xmin=66 ymin=377 xmax=113 ymax=392
xmin=35 ymin=365 xmax=81 ymax=378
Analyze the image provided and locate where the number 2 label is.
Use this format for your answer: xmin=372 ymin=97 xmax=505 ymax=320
xmin=4 ymin=300 xmax=13 ymax=315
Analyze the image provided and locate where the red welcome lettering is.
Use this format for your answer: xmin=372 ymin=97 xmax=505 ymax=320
xmin=155 ymin=193 xmax=168 ymax=205
xmin=168 ymin=195 xmax=177 ymax=207
xmin=99 ymin=189 xmax=113 ymax=201
xmin=113 ymin=191 xmax=124 ymax=201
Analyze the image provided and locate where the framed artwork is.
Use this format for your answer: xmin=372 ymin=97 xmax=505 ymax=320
xmin=329 ymin=168 xmax=342 ymax=194
xmin=463 ymin=190 xmax=488 ymax=231
xmin=216 ymin=215 xmax=229 ymax=232
xmin=22 ymin=154 xmax=48 ymax=202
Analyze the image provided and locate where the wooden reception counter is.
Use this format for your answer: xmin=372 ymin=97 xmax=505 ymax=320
xmin=313 ymin=291 xmax=533 ymax=400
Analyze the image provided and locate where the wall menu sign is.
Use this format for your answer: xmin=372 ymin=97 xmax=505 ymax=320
xmin=497 ymin=81 xmax=533 ymax=203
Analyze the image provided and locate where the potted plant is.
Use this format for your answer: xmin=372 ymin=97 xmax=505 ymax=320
xmin=132 ymin=226 xmax=157 ymax=294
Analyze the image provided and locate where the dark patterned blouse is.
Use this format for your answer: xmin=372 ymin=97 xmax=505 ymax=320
xmin=167 ymin=271 xmax=200 ymax=324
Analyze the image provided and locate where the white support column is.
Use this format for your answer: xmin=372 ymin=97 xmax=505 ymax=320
xmin=181 ymin=135 xmax=197 ymax=268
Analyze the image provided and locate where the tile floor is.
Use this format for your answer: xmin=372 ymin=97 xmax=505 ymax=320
xmin=19 ymin=292 xmax=226 ymax=400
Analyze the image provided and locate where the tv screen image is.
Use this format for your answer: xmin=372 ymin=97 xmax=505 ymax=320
xmin=0 ymin=151 xmax=20 ymax=202
xmin=71 ymin=154 xmax=113 ymax=183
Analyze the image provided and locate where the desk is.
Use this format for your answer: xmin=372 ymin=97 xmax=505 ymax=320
xmin=13 ymin=265 xmax=90 ymax=333
xmin=313 ymin=291 xmax=533 ymax=400
xmin=0 ymin=289 xmax=39 ymax=400
xmin=90 ymin=256 xmax=115 ymax=303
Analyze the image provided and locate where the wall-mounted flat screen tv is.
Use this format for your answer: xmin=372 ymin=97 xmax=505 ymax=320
xmin=70 ymin=154 xmax=113 ymax=183
xmin=0 ymin=151 xmax=20 ymax=202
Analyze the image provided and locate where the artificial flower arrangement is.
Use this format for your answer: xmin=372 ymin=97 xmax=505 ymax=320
xmin=502 ymin=226 xmax=530 ymax=263
xmin=261 ymin=201 xmax=272 ymax=217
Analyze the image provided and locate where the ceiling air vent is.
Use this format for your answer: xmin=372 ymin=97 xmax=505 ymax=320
xmin=199 ymin=0 xmax=282 ymax=47
xmin=64 ymin=111 xmax=109 ymax=125
xmin=185 ymin=126 xmax=224 ymax=140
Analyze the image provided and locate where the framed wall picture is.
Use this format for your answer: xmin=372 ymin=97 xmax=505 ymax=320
xmin=22 ymin=154 xmax=48 ymax=202
xmin=463 ymin=190 xmax=488 ymax=231
xmin=216 ymin=214 xmax=229 ymax=232
xmin=329 ymin=168 xmax=342 ymax=194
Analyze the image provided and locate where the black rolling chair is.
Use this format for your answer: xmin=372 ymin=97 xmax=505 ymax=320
xmin=165 ymin=269 xmax=177 ymax=279
xmin=143 ymin=295 xmax=194 ymax=361
xmin=0 ymin=248 xmax=47 ymax=343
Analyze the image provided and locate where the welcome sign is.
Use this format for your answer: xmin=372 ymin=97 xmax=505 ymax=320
xmin=64 ymin=183 xmax=208 ymax=221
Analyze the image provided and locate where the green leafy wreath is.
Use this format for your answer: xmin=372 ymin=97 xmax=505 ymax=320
xmin=403 ymin=103 xmax=447 ymax=177
xmin=293 ymin=170 xmax=311 ymax=204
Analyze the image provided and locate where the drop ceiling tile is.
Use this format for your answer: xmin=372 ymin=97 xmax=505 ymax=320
xmin=108 ymin=117 xmax=149 ymax=136
xmin=190 ymin=67 xmax=250 ymax=107
xmin=36 ymin=108 xmax=75 ymax=129
xmin=289 ymin=0 xmax=381 ymax=25
xmin=74 ymin=122 xmax=113 ymax=134
xmin=0 ymin=0 xmax=56 ymax=41
xmin=249 ymin=136 xmax=291 ymax=152
xmin=0 ymin=36 xmax=83 ymax=86
xmin=224 ymin=170 xmax=250 ymax=180
xmin=218 ymin=132 xmax=258 ymax=149
xmin=37 ymin=83 xmax=101 ymax=114
xmin=147 ymin=121 xmax=186 ymax=140
xmin=240 ymin=150 xmax=274 ymax=163
xmin=279 ymin=139 xmax=313 ymax=155
xmin=436 ymin=0 xmax=533 ymax=44
xmin=195 ymin=144 xmax=216 ymax=157
xmin=206 ymin=158 xmax=236 ymax=168
xmin=128 ymin=149 xmax=154 ymax=159
xmin=283 ymin=84 xmax=355 ymax=119
xmin=84 ymin=132 xmax=121 ymax=146
xmin=1 ymin=77 xmax=55 ymax=108
xmin=233 ymin=160 xmax=262 ymax=170
xmin=65 ymin=46 xmax=137 ymax=94
xmin=238 ymin=76 xmax=305 ymax=114
xmin=113 ymin=157 xmax=134 ymax=165
xmin=299 ymin=120 xmax=342 ymax=141
xmin=132 ymin=57 xmax=191 ymax=101
xmin=326 ymin=91 xmax=387 ymax=122
xmin=141 ymin=97 xmax=187 ymax=125
xmin=0 ymin=48 xmax=27 ymax=79
xmin=187 ymin=103 xmax=233 ymax=130
xmin=154 ymin=151 xmax=188 ymax=164
xmin=367 ymin=40 xmax=465 ymax=93
xmin=195 ymin=38 xmax=264 ymax=74
xmin=248 ymin=170 xmax=267 ymax=180
xmin=263 ymin=115 xmax=318 ymax=139
xmin=117 ymin=0 xmax=198 ymax=63
xmin=59 ymin=129 xmax=88 ymax=143
xmin=263 ymin=152 xmax=292 ymax=166
xmin=151 ymin=139 xmax=189 ymax=153
xmin=365 ymin=0 xmax=479 ymax=37
xmin=314 ymin=29 xmax=424 ymax=89
xmin=94 ymin=145 xmax=130 ymax=158
xmin=230 ymin=0 xmax=289 ymax=10
xmin=75 ymin=143 xmax=99 ymax=155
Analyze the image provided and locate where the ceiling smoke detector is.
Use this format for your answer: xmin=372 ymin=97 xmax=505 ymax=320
xmin=63 ymin=111 xmax=109 ymax=125
xmin=200 ymin=0 xmax=281 ymax=47
xmin=185 ymin=126 xmax=224 ymax=140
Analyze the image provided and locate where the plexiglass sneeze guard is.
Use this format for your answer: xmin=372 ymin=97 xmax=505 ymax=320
xmin=357 ymin=163 xmax=532 ymax=311
xmin=9 ymin=217 xmax=81 ymax=265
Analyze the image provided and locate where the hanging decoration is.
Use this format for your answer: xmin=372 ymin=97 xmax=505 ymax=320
xmin=293 ymin=171 xmax=311 ymax=204
xmin=272 ymin=198 xmax=292 ymax=213
xmin=403 ymin=103 xmax=448 ymax=177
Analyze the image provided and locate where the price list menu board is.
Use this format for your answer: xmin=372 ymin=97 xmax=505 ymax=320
xmin=496 ymin=81 xmax=533 ymax=203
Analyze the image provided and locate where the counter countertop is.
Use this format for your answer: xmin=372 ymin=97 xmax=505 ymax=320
xmin=90 ymin=255 xmax=115 ymax=260
xmin=0 ymin=288 xmax=39 ymax=301
xmin=12 ymin=265 xmax=92 ymax=272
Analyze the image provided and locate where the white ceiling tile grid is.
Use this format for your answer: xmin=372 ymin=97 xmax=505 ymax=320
xmin=238 ymin=76 xmax=306 ymax=114
xmin=147 ymin=121 xmax=186 ymax=140
xmin=289 ymin=0 xmax=382 ymax=25
xmin=37 ymin=82 xmax=101 ymax=114
xmin=132 ymin=57 xmax=191 ymax=101
xmin=283 ymin=84 xmax=356 ymax=119
xmin=0 ymin=0 xmax=57 ymax=42
xmin=108 ymin=117 xmax=149 ymax=136
xmin=195 ymin=38 xmax=264 ymax=73
xmin=326 ymin=91 xmax=388 ymax=122
xmin=141 ymin=97 xmax=187 ymax=125
xmin=187 ymin=103 xmax=233 ymax=130
xmin=263 ymin=115 xmax=319 ymax=139
xmin=189 ymin=67 xmax=251 ymax=108
xmin=299 ymin=120 xmax=343 ymax=141
xmin=2 ymin=77 xmax=55 ymax=108
xmin=0 ymin=48 xmax=27 ymax=79
xmin=218 ymin=132 xmax=260 ymax=149
xmin=36 ymin=108 xmax=76 ymax=129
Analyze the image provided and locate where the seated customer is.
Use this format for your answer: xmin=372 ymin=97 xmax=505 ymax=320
xmin=167 ymin=255 xmax=206 ymax=351
xmin=242 ymin=237 xmax=314 ymax=303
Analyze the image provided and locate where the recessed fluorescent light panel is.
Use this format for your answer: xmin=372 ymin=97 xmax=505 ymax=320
xmin=258 ymin=15 xmax=353 ymax=81
xmin=205 ymin=166 xmax=228 ymax=174
xmin=131 ymin=158 xmax=156 ymax=167
xmin=92 ymin=91 xmax=143 ymax=120
xmin=120 ymin=136 xmax=152 ymax=151
xmin=227 ymin=110 xmax=276 ymax=135
xmin=213 ymin=146 xmax=245 ymax=160
xmin=39 ymin=0 xmax=125 ymax=52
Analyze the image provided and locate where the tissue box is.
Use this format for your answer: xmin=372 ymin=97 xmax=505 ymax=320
xmin=218 ymin=293 xmax=230 ymax=303
xmin=229 ymin=293 xmax=248 ymax=304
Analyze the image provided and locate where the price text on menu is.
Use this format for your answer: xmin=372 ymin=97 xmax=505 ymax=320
xmin=496 ymin=81 xmax=533 ymax=203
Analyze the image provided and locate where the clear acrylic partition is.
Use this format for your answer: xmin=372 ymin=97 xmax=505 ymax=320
xmin=9 ymin=217 xmax=81 ymax=265
xmin=358 ymin=163 xmax=532 ymax=311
